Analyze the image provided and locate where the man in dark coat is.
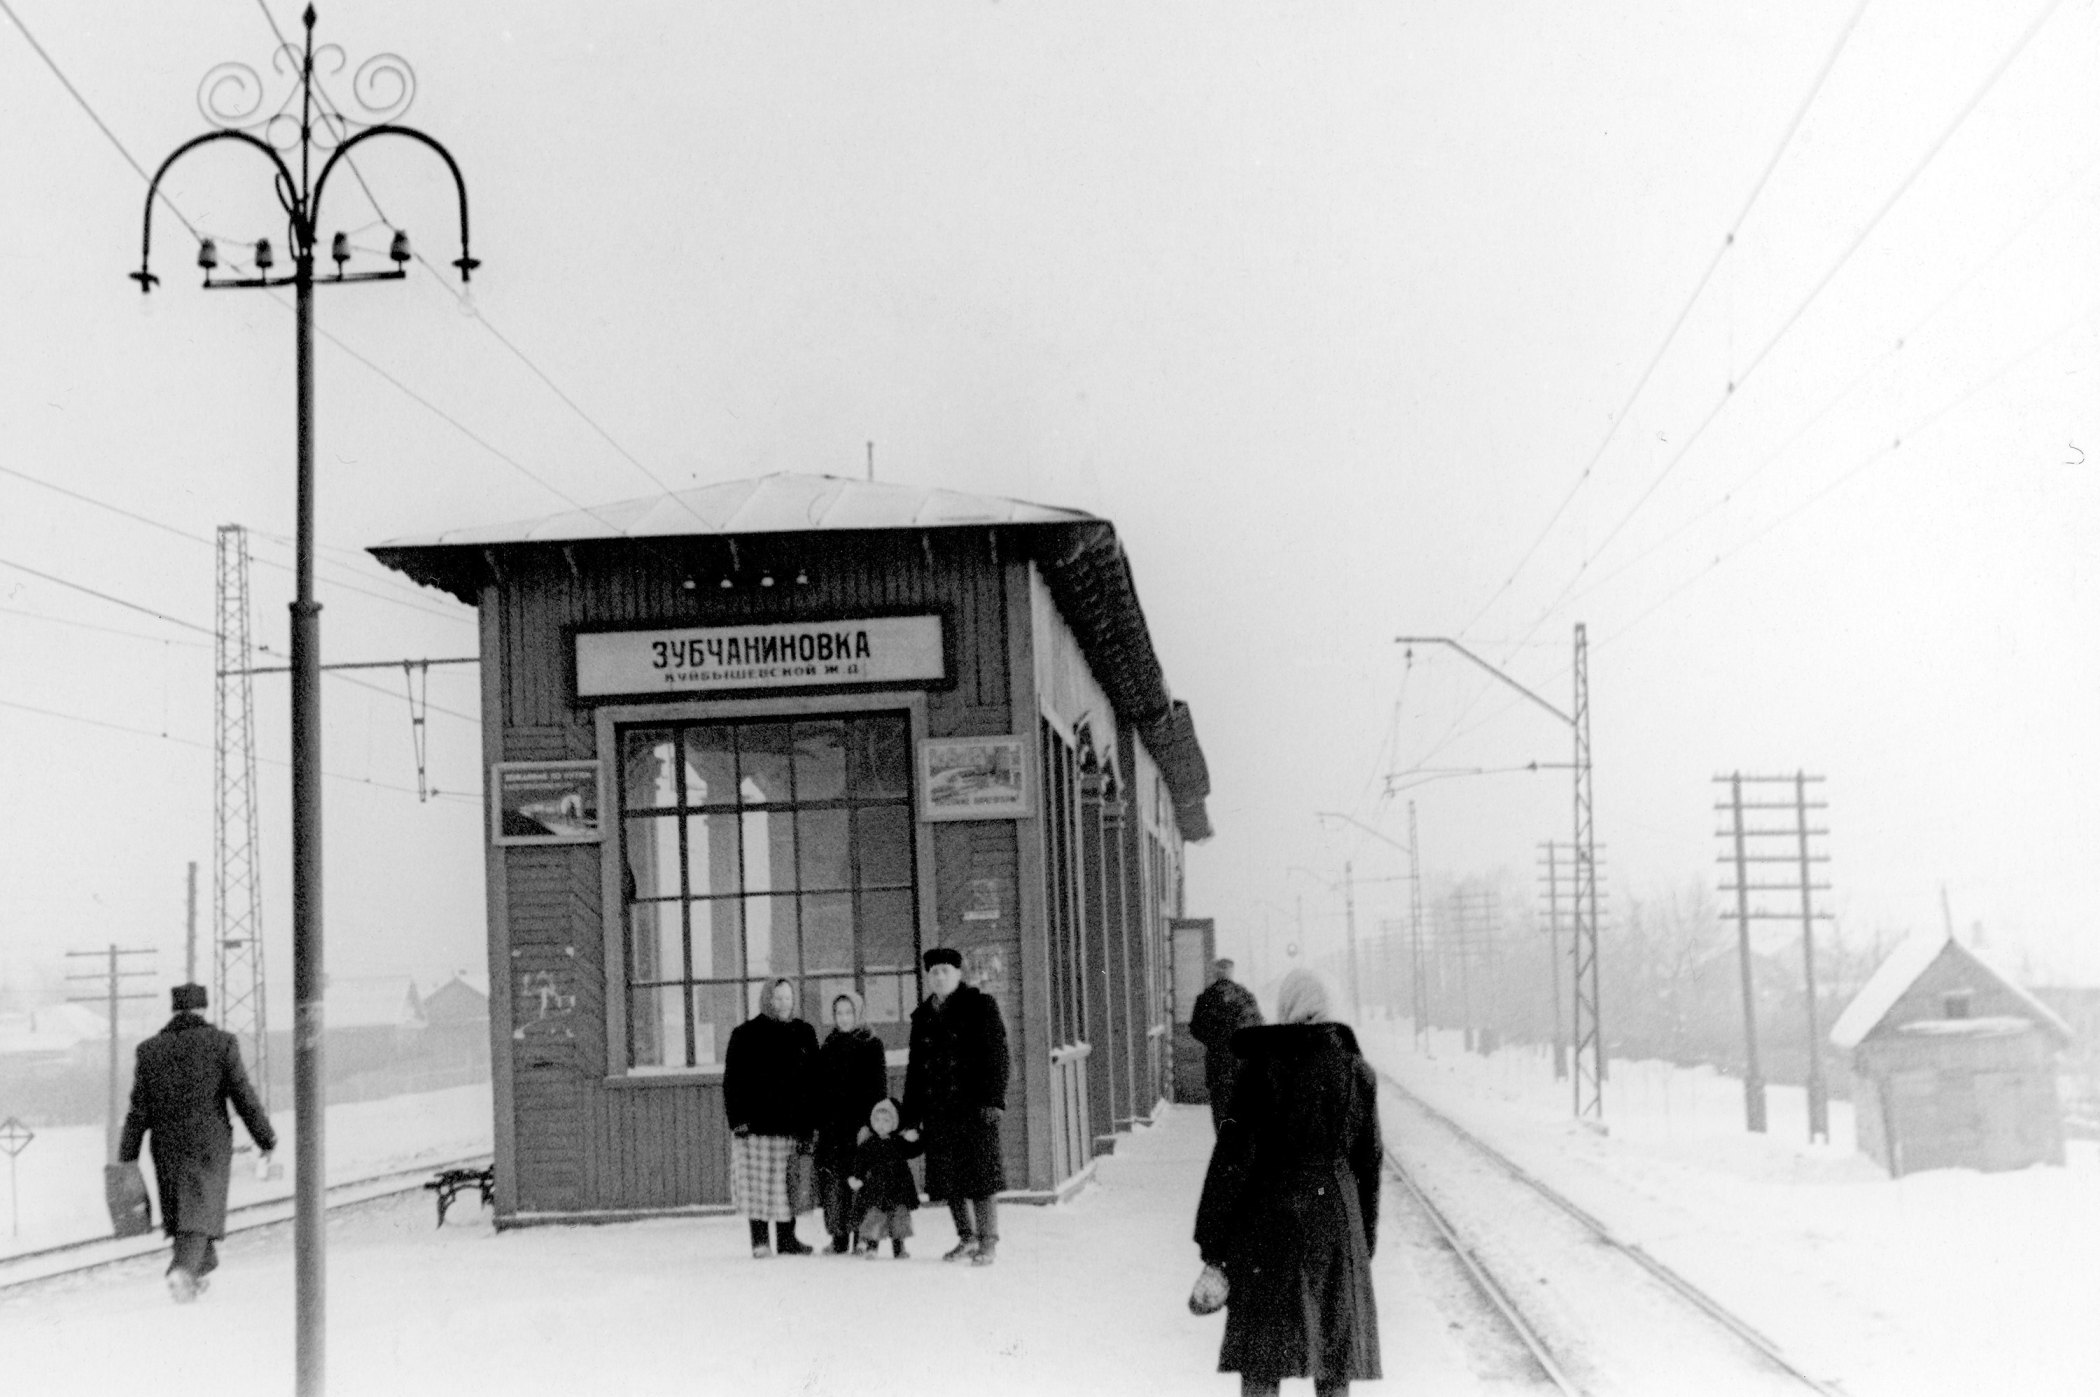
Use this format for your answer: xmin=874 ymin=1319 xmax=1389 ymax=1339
xmin=1195 ymin=970 xmax=1381 ymax=1396
xmin=901 ymin=946 xmax=1010 ymax=1265
xmin=1190 ymin=958 xmax=1263 ymax=1129
xmin=118 ymin=983 xmax=276 ymax=1303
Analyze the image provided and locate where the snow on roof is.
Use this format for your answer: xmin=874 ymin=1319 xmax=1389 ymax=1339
xmin=1829 ymin=934 xmax=2075 ymax=1049
xmin=371 ymin=473 xmax=1096 ymax=548
xmin=1891 ymin=1016 xmax=2035 ymax=1039
xmin=326 ymin=976 xmax=425 ymax=1031
xmin=0 ymin=1003 xmax=109 ymax=1055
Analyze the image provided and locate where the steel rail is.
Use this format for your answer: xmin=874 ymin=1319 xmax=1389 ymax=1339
xmin=0 ymin=1151 xmax=491 ymax=1292
xmin=1383 ymin=1142 xmax=1582 ymax=1394
xmin=1378 ymin=1070 xmax=1848 ymax=1397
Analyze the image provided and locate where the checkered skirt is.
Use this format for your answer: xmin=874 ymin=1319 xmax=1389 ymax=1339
xmin=730 ymin=1133 xmax=798 ymax=1222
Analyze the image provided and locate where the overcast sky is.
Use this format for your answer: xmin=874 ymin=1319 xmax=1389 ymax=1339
xmin=2 ymin=1 xmax=2095 ymax=1015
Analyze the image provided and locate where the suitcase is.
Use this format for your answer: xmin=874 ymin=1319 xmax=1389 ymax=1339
xmin=105 ymin=1161 xmax=155 ymax=1238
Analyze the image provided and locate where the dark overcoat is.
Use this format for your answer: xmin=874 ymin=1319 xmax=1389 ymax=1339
xmin=722 ymin=1013 xmax=819 ymax=1138
xmin=1189 ymin=978 xmax=1263 ymax=1107
xmin=848 ymin=1130 xmax=923 ymax=1220
xmin=901 ymin=982 xmax=1009 ymax=1200
xmin=1194 ymin=1021 xmax=1383 ymax=1384
xmin=118 ymin=1013 xmax=276 ymax=1239
xmin=814 ymin=1026 xmax=890 ymax=1172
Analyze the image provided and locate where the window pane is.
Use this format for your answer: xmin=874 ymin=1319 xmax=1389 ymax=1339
xmin=802 ymin=892 xmax=854 ymax=977
xmin=746 ymin=894 xmax=800 ymax=978
xmin=685 ymin=811 xmax=738 ymax=897
xmin=695 ymin=898 xmax=743 ymax=981
xmin=625 ymin=817 xmax=681 ymax=900
xmin=865 ymin=971 xmax=911 ymax=1026
xmin=856 ymin=806 xmax=913 ymax=888
xmin=862 ymin=889 xmax=916 ymax=973
xmin=621 ymin=730 xmax=679 ymax=810
xmin=849 ymin=717 xmax=911 ymax=799
xmin=738 ymin=723 xmax=796 ymax=804
xmin=628 ymin=902 xmax=683 ymax=983
xmin=694 ymin=983 xmax=743 ymax=1067
xmin=682 ymin=727 xmax=736 ymax=807
xmin=631 ymin=984 xmax=687 ymax=1069
xmin=742 ymin=809 xmax=788 ymax=894
xmin=796 ymin=809 xmax=850 ymax=891
xmin=794 ymin=721 xmax=846 ymax=802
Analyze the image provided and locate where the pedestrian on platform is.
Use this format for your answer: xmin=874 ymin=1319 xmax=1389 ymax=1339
xmin=724 ymin=976 xmax=820 ymax=1258
xmin=847 ymin=1097 xmax=922 ymax=1258
xmin=816 ymin=988 xmax=890 ymax=1254
xmin=901 ymin=946 xmax=1010 ymax=1266
xmin=1194 ymin=969 xmax=1382 ymax=1397
xmin=1190 ymin=958 xmax=1263 ymax=1129
xmin=117 ymin=983 xmax=276 ymax=1303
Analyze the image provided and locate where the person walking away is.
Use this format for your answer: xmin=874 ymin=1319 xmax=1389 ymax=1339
xmin=901 ymin=946 xmax=1010 ymax=1266
xmin=1194 ymin=969 xmax=1382 ymax=1397
xmin=1190 ymin=958 xmax=1263 ymax=1129
xmin=815 ymin=988 xmax=890 ymax=1253
xmin=724 ymin=977 xmax=820 ymax=1257
xmin=847 ymin=1097 xmax=921 ymax=1258
xmin=118 ymin=983 xmax=276 ymax=1303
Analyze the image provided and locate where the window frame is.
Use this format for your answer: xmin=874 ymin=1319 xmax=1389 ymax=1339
xmin=595 ymin=692 xmax=935 ymax=1081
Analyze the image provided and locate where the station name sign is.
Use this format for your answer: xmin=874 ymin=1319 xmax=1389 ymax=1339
xmin=575 ymin=615 xmax=946 ymax=697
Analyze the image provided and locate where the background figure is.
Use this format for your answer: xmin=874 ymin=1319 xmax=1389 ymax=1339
xmin=118 ymin=983 xmax=276 ymax=1303
xmin=1190 ymin=958 xmax=1263 ymax=1129
xmin=723 ymin=976 xmax=820 ymax=1257
xmin=815 ymin=989 xmax=890 ymax=1253
xmin=1194 ymin=969 xmax=1382 ymax=1397
xmin=902 ymin=946 xmax=1010 ymax=1266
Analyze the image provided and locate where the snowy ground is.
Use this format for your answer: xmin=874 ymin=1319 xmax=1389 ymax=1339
xmin=0 ymin=1084 xmax=493 ymax=1257
xmin=1365 ymin=1021 xmax=2100 ymax=1397
xmin=3 ymin=1103 xmax=1504 ymax=1397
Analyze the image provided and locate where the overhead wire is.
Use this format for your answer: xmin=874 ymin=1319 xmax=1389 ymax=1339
xmin=1457 ymin=0 xmax=1874 ymax=641
xmin=0 ymin=602 xmax=212 ymax=648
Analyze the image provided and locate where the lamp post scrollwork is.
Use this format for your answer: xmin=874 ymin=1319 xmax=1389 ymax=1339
xmin=129 ymin=9 xmax=477 ymax=1393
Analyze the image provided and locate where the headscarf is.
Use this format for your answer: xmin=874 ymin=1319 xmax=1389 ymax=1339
xmin=828 ymin=988 xmax=867 ymax=1030
xmin=1276 ymin=969 xmax=1331 ymax=1025
xmin=762 ymin=976 xmax=798 ymax=1020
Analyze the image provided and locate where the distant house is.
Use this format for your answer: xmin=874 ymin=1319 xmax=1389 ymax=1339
xmin=423 ymin=972 xmax=491 ymax=1074
xmin=1831 ymin=935 xmax=2073 ymax=1176
xmin=325 ymin=976 xmax=427 ymax=1077
xmin=0 ymin=1003 xmax=110 ymax=1071
xmin=2032 ymin=986 xmax=2100 ymax=1140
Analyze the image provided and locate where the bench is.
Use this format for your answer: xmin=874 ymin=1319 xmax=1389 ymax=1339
xmin=424 ymin=1166 xmax=495 ymax=1227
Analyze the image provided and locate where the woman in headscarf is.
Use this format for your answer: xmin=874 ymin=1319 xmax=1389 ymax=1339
xmin=723 ymin=977 xmax=820 ymax=1257
xmin=814 ymin=987 xmax=890 ymax=1253
xmin=1194 ymin=969 xmax=1383 ymax=1396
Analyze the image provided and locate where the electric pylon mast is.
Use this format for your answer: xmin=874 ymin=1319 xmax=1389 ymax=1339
xmin=215 ymin=524 xmax=270 ymax=1107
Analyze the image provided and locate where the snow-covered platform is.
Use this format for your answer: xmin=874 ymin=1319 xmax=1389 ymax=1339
xmin=1 ymin=1104 xmax=1485 ymax=1397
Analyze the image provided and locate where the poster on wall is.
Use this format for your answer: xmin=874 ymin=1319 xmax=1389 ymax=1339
xmin=491 ymin=761 xmax=604 ymax=845
xmin=919 ymin=736 xmax=1027 ymax=820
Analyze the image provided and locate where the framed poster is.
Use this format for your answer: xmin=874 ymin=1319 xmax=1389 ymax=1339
xmin=491 ymin=761 xmax=604 ymax=845
xmin=919 ymin=736 xmax=1027 ymax=821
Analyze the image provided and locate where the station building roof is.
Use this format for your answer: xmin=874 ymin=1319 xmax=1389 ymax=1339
xmin=371 ymin=474 xmax=1211 ymax=841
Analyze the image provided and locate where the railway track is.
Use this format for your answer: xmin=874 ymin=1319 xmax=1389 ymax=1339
xmin=0 ymin=1152 xmax=492 ymax=1294
xmin=1377 ymin=1069 xmax=1847 ymax=1397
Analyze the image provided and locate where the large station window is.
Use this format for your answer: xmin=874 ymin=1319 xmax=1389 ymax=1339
xmin=619 ymin=713 xmax=920 ymax=1069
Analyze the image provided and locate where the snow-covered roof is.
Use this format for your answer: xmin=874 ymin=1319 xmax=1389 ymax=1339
xmin=0 ymin=1003 xmax=108 ymax=1056
xmin=1829 ymin=934 xmax=2074 ymax=1049
xmin=326 ymin=976 xmax=425 ymax=1031
xmin=372 ymin=474 xmax=1096 ymax=548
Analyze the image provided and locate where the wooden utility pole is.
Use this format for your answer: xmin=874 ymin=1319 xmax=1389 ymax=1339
xmin=185 ymin=861 xmax=199 ymax=982
xmin=65 ymin=946 xmax=156 ymax=1162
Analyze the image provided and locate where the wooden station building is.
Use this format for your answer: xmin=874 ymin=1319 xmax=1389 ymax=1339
xmin=373 ymin=474 xmax=1212 ymax=1223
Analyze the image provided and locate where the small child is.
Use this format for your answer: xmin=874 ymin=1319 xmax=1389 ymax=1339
xmin=848 ymin=1098 xmax=921 ymax=1259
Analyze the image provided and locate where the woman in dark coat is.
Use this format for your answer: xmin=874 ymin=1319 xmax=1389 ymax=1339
xmin=901 ymin=946 xmax=1010 ymax=1264
xmin=723 ymin=977 xmax=820 ymax=1257
xmin=814 ymin=988 xmax=890 ymax=1253
xmin=1194 ymin=970 xmax=1382 ymax=1397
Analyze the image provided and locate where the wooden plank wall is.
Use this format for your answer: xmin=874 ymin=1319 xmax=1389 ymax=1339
xmin=491 ymin=530 xmax=1016 ymax=1215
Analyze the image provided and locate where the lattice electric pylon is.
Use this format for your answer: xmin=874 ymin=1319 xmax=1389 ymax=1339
xmin=214 ymin=524 xmax=270 ymax=1107
xmin=1570 ymin=622 xmax=1603 ymax=1120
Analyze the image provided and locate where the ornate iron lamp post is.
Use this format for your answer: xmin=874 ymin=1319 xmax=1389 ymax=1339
xmin=129 ymin=9 xmax=475 ymax=1391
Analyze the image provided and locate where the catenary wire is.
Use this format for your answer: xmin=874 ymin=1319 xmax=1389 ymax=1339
xmin=1456 ymin=0 xmax=1873 ymax=641
xmin=0 ymin=603 xmax=212 ymax=648
xmin=0 ymin=555 xmax=218 ymax=636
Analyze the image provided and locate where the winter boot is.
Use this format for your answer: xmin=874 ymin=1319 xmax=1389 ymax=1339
xmin=941 ymin=1237 xmax=977 ymax=1262
xmin=970 ymin=1239 xmax=997 ymax=1266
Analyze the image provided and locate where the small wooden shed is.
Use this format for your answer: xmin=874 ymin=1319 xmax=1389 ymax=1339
xmin=1830 ymin=935 xmax=2073 ymax=1176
